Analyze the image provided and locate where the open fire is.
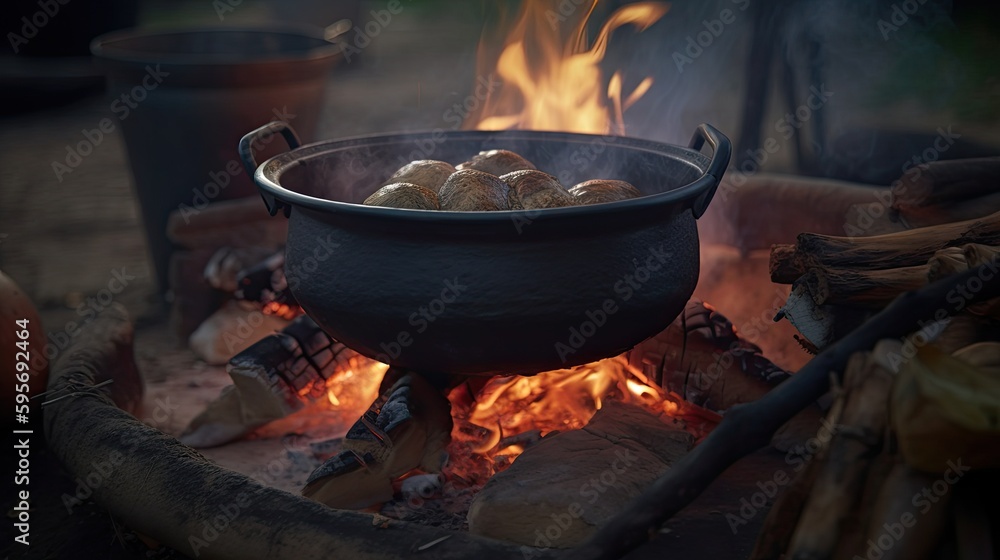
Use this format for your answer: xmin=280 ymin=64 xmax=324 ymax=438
xmin=238 ymin=0 xmax=690 ymax=483
xmin=248 ymin=0 xmax=692 ymax=485
xmin=468 ymin=0 xmax=668 ymax=134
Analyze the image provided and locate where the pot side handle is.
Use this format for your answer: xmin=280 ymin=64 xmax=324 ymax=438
xmin=238 ymin=121 xmax=302 ymax=216
xmin=687 ymin=123 xmax=732 ymax=219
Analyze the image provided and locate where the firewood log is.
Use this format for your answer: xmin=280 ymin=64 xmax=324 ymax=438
xmin=896 ymin=193 xmax=1000 ymax=229
xmin=769 ymin=210 xmax=1000 ymax=283
xmin=180 ymin=315 xmax=374 ymax=448
xmin=777 ymin=284 xmax=871 ymax=350
xmin=796 ymin=264 xmax=929 ymax=308
xmin=302 ymin=371 xmax=452 ymax=510
xmin=785 ymin=345 xmax=895 ymax=559
xmin=769 ymin=244 xmax=804 ymax=284
xmin=927 ymin=244 xmax=1000 ymax=281
xmin=861 ymin=463 xmax=949 ymax=560
xmin=891 ymin=157 xmax=1000 ymax=210
xmin=625 ymin=300 xmax=789 ymax=412
xmin=927 ymin=244 xmax=1000 ymax=318
xmin=748 ymin=391 xmax=842 ymax=560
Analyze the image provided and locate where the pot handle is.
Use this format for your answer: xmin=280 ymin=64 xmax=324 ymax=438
xmin=687 ymin=123 xmax=732 ymax=219
xmin=238 ymin=121 xmax=301 ymax=215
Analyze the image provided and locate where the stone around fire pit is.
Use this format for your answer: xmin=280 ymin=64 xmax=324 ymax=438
xmin=466 ymin=401 xmax=693 ymax=547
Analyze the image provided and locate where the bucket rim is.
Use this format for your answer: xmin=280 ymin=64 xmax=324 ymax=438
xmin=90 ymin=24 xmax=342 ymax=66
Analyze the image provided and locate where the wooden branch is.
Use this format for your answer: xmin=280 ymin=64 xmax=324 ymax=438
xmin=928 ymin=244 xmax=1000 ymax=281
xmin=302 ymin=371 xmax=452 ymax=510
xmin=769 ymin=211 xmax=1000 ymax=284
xmin=777 ymin=284 xmax=871 ymax=350
xmin=794 ymin=210 xmax=1000 ymax=270
xmin=891 ymin=157 xmax=1000 ymax=210
xmin=863 ymin=463 xmax=950 ymax=560
xmin=786 ymin=348 xmax=895 ymax=558
xmin=626 ymin=300 xmax=789 ymax=412
xmin=769 ymin=244 xmax=804 ymax=283
xmin=45 ymin=307 xmax=555 ymax=560
xmin=927 ymin=244 xmax=1000 ymax=319
xmin=566 ymin=262 xmax=1000 ymax=560
xmin=896 ymin=193 xmax=1000 ymax=229
xmin=180 ymin=314 xmax=370 ymax=448
xmin=797 ymin=264 xmax=929 ymax=307
xmin=748 ymin=394 xmax=841 ymax=560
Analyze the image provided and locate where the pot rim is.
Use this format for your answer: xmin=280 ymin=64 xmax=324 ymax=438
xmin=249 ymin=126 xmax=730 ymax=224
xmin=90 ymin=24 xmax=342 ymax=67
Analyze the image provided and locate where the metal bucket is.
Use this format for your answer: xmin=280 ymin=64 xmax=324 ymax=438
xmin=91 ymin=26 xmax=340 ymax=291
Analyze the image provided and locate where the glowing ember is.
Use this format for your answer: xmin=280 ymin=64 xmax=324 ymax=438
xmin=262 ymin=301 xmax=302 ymax=321
xmin=467 ymin=0 xmax=668 ymax=134
xmin=444 ymin=356 xmax=714 ymax=482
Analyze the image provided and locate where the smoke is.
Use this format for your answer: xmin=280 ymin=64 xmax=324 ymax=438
xmin=615 ymin=0 xmax=966 ymax=180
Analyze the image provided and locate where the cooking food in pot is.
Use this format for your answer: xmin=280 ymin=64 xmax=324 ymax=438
xmin=438 ymin=169 xmax=511 ymax=211
xmin=501 ymin=169 xmax=573 ymax=210
xmin=568 ymin=179 xmax=642 ymax=205
xmin=363 ymin=182 xmax=440 ymax=210
xmin=456 ymin=149 xmax=536 ymax=176
xmin=382 ymin=159 xmax=455 ymax=193
xmin=364 ymin=148 xmax=640 ymax=211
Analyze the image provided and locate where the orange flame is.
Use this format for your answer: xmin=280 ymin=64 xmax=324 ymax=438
xmin=445 ymin=356 xmax=715 ymax=482
xmin=468 ymin=0 xmax=668 ymax=134
xmin=262 ymin=301 xmax=302 ymax=321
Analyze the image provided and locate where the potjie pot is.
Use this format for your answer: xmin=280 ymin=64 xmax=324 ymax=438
xmin=240 ymin=122 xmax=731 ymax=375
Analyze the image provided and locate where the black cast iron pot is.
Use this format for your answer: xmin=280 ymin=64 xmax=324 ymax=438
xmin=239 ymin=122 xmax=731 ymax=376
